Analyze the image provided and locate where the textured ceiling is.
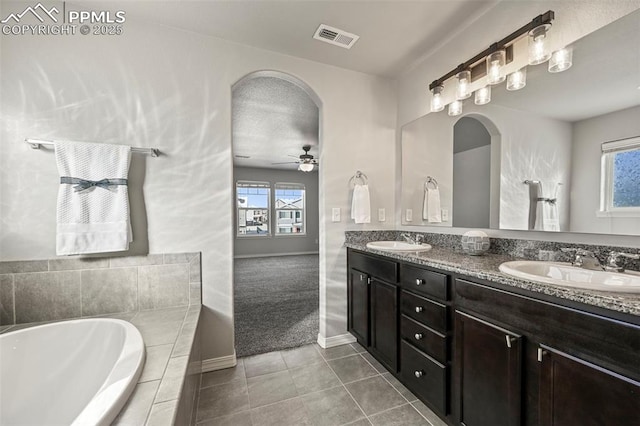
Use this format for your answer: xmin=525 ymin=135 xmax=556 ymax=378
xmin=232 ymin=76 xmax=319 ymax=170
xmin=80 ymin=0 xmax=498 ymax=77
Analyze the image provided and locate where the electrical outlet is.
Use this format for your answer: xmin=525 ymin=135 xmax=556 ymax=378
xmin=378 ymin=208 xmax=386 ymax=222
xmin=441 ymin=209 xmax=449 ymax=221
xmin=332 ymin=208 xmax=341 ymax=222
xmin=406 ymin=209 xmax=413 ymax=222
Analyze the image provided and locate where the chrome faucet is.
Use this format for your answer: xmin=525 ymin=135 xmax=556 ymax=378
xmin=560 ymin=248 xmax=603 ymax=271
xmin=401 ymin=233 xmax=423 ymax=245
xmin=604 ymin=252 xmax=640 ymax=273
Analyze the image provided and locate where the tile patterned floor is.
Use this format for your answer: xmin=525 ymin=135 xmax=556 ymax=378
xmin=195 ymin=343 xmax=447 ymax=426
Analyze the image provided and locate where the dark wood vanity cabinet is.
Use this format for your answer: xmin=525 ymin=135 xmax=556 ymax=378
xmin=538 ymin=346 xmax=640 ymax=426
xmin=454 ymin=311 xmax=523 ymax=426
xmin=347 ymin=249 xmax=640 ymax=426
xmin=347 ymin=251 xmax=399 ymax=372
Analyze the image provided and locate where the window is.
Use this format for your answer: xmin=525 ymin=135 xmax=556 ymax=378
xmin=237 ymin=181 xmax=270 ymax=236
xmin=599 ymin=136 xmax=640 ymax=216
xmin=275 ymin=183 xmax=306 ymax=235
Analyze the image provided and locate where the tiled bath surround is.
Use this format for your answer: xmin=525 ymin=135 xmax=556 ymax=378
xmin=345 ymin=231 xmax=640 ymax=271
xmin=0 ymin=252 xmax=201 ymax=327
xmin=0 ymin=252 xmax=203 ymax=425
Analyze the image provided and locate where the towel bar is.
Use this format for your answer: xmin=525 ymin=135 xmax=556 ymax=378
xmin=24 ymin=138 xmax=160 ymax=157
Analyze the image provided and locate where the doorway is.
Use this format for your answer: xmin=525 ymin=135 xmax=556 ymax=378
xmin=231 ymin=71 xmax=321 ymax=357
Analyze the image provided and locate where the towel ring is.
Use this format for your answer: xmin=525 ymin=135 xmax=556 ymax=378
xmin=425 ymin=176 xmax=438 ymax=190
xmin=349 ymin=170 xmax=368 ymax=187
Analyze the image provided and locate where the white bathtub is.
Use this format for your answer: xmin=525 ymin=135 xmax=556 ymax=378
xmin=0 ymin=318 xmax=145 ymax=426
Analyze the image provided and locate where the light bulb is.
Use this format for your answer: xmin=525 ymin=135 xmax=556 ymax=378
xmin=528 ymin=24 xmax=552 ymax=65
xmin=298 ymin=163 xmax=314 ymax=172
xmin=456 ymin=70 xmax=472 ymax=100
xmin=548 ymin=47 xmax=573 ymax=73
xmin=448 ymin=100 xmax=463 ymax=116
xmin=474 ymin=86 xmax=491 ymax=105
xmin=430 ymin=84 xmax=444 ymax=112
xmin=507 ymin=67 xmax=527 ymax=91
xmin=486 ymin=50 xmax=506 ymax=85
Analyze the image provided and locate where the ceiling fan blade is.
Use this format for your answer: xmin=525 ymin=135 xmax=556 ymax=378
xmin=271 ymin=161 xmax=299 ymax=165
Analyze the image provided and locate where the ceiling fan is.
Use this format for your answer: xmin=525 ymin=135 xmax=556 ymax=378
xmin=272 ymin=145 xmax=319 ymax=172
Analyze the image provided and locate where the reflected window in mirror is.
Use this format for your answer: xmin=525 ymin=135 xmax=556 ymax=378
xmin=600 ymin=136 xmax=640 ymax=216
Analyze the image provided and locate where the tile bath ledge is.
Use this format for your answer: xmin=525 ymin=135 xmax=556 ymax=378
xmin=1 ymin=305 xmax=202 ymax=426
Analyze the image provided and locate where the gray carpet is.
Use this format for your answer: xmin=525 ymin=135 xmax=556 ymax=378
xmin=234 ymin=254 xmax=319 ymax=357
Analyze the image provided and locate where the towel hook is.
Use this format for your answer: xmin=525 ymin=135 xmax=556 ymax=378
xmin=425 ymin=176 xmax=438 ymax=190
xmin=349 ymin=170 xmax=368 ymax=187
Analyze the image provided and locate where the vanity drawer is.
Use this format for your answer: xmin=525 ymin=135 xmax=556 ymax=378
xmin=401 ymin=290 xmax=447 ymax=333
xmin=401 ymin=340 xmax=447 ymax=414
xmin=400 ymin=264 xmax=448 ymax=300
xmin=349 ymin=251 xmax=398 ymax=283
xmin=401 ymin=315 xmax=447 ymax=363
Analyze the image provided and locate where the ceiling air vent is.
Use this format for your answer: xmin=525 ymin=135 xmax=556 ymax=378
xmin=313 ymin=24 xmax=359 ymax=49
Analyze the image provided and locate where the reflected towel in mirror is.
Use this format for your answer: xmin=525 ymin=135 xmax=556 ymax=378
xmin=423 ymin=187 xmax=442 ymax=222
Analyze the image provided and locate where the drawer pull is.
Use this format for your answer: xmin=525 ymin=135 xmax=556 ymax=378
xmin=414 ymin=370 xmax=424 ymax=378
xmin=414 ymin=333 xmax=423 ymax=340
xmin=505 ymin=335 xmax=516 ymax=348
xmin=415 ymin=278 xmax=424 ymax=286
xmin=415 ymin=306 xmax=423 ymax=313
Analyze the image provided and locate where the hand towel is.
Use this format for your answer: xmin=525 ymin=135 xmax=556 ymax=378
xmin=351 ymin=184 xmax=371 ymax=224
xmin=424 ymin=187 xmax=442 ymax=223
xmin=55 ymin=141 xmax=132 ymax=255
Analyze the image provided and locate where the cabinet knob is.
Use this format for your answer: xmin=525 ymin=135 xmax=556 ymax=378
xmin=414 ymin=333 xmax=423 ymax=340
xmin=414 ymin=370 xmax=424 ymax=378
xmin=415 ymin=306 xmax=423 ymax=313
xmin=415 ymin=278 xmax=424 ymax=286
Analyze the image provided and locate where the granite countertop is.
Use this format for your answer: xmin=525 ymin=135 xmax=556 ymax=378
xmin=346 ymin=242 xmax=640 ymax=317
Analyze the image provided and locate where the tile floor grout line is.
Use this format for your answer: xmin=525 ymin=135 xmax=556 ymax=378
xmin=322 ymin=352 xmax=373 ymax=424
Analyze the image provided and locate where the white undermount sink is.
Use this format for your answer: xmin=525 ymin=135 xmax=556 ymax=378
xmin=365 ymin=241 xmax=432 ymax=252
xmin=499 ymin=261 xmax=640 ymax=293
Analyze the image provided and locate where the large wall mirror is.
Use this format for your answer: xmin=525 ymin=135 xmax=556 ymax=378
xmin=401 ymin=9 xmax=640 ymax=236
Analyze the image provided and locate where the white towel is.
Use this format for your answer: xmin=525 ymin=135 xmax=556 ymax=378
xmin=537 ymin=182 xmax=560 ymax=232
xmin=351 ymin=184 xmax=371 ymax=224
xmin=424 ymin=187 xmax=442 ymax=223
xmin=55 ymin=141 xmax=132 ymax=255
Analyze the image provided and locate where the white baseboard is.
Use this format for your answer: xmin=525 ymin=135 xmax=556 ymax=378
xmin=234 ymin=251 xmax=319 ymax=259
xmin=201 ymin=353 xmax=237 ymax=372
xmin=317 ymin=332 xmax=356 ymax=349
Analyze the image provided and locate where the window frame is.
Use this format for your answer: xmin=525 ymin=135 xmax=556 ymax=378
xmin=274 ymin=182 xmax=307 ymax=236
xmin=236 ymin=180 xmax=271 ymax=237
xmin=598 ymin=136 xmax=640 ymax=217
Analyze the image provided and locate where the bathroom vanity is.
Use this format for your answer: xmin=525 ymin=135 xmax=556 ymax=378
xmin=346 ymin=245 xmax=640 ymax=426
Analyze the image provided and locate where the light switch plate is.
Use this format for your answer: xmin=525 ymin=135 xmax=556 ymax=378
xmin=378 ymin=208 xmax=386 ymax=222
xmin=405 ymin=209 xmax=413 ymax=222
xmin=332 ymin=208 xmax=341 ymax=222
xmin=441 ymin=209 xmax=449 ymax=221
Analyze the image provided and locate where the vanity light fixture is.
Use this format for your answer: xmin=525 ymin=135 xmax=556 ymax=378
xmin=475 ymin=86 xmax=491 ymax=105
xmin=548 ymin=46 xmax=573 ymax=72
xmin=486 ymin=48 xmax=506 ymax=85
xmin=507 ymin=67 xmax=527 ymax=90
xmin=456 ymin=68 xmax=472 ymax=100
xmin=448 ymin=100 xmax=463 ymax=116
xmin=298 ymin=162 xmax=314 ymax=172
xmin=428 ymin=11 xmax=556 ymax=112
xmin=528 ymin=24 xmax=552 ymax=65
xmin=430 ymin=83 xmax=445 ymax=112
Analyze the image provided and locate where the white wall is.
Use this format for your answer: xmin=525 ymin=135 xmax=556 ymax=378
xmin=0 ymin=15 xmax=396 ymax=360
xmin=396 ymin=0 xmax=640 ymax=248
xmin=570 ymin=106 xmax=640 ymax=235
xmin=233 ymin=167 xmax=319 ymax=257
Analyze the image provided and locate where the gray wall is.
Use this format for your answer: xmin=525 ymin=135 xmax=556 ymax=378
xmin=453 ymin=145 xmax=491 ymax=228
xmin=234 ymin=166 xmax=319 ymax=257
xmin=570 ymin=105 xmax=640 ymax=235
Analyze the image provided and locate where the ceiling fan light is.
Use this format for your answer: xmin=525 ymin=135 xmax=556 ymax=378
xmin=298 ymin=163 xmax=314 ymax=172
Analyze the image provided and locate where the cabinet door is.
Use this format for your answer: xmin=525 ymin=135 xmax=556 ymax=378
xmin=371 ymin=278 xmax=398 ymax=372
xmin=455 ymin=311 xmax=522 ymax=426
xmin=348 ymin=269 xmax=369 ymax=346
xmin=539 ymin=346 xmax=640 ymax=426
